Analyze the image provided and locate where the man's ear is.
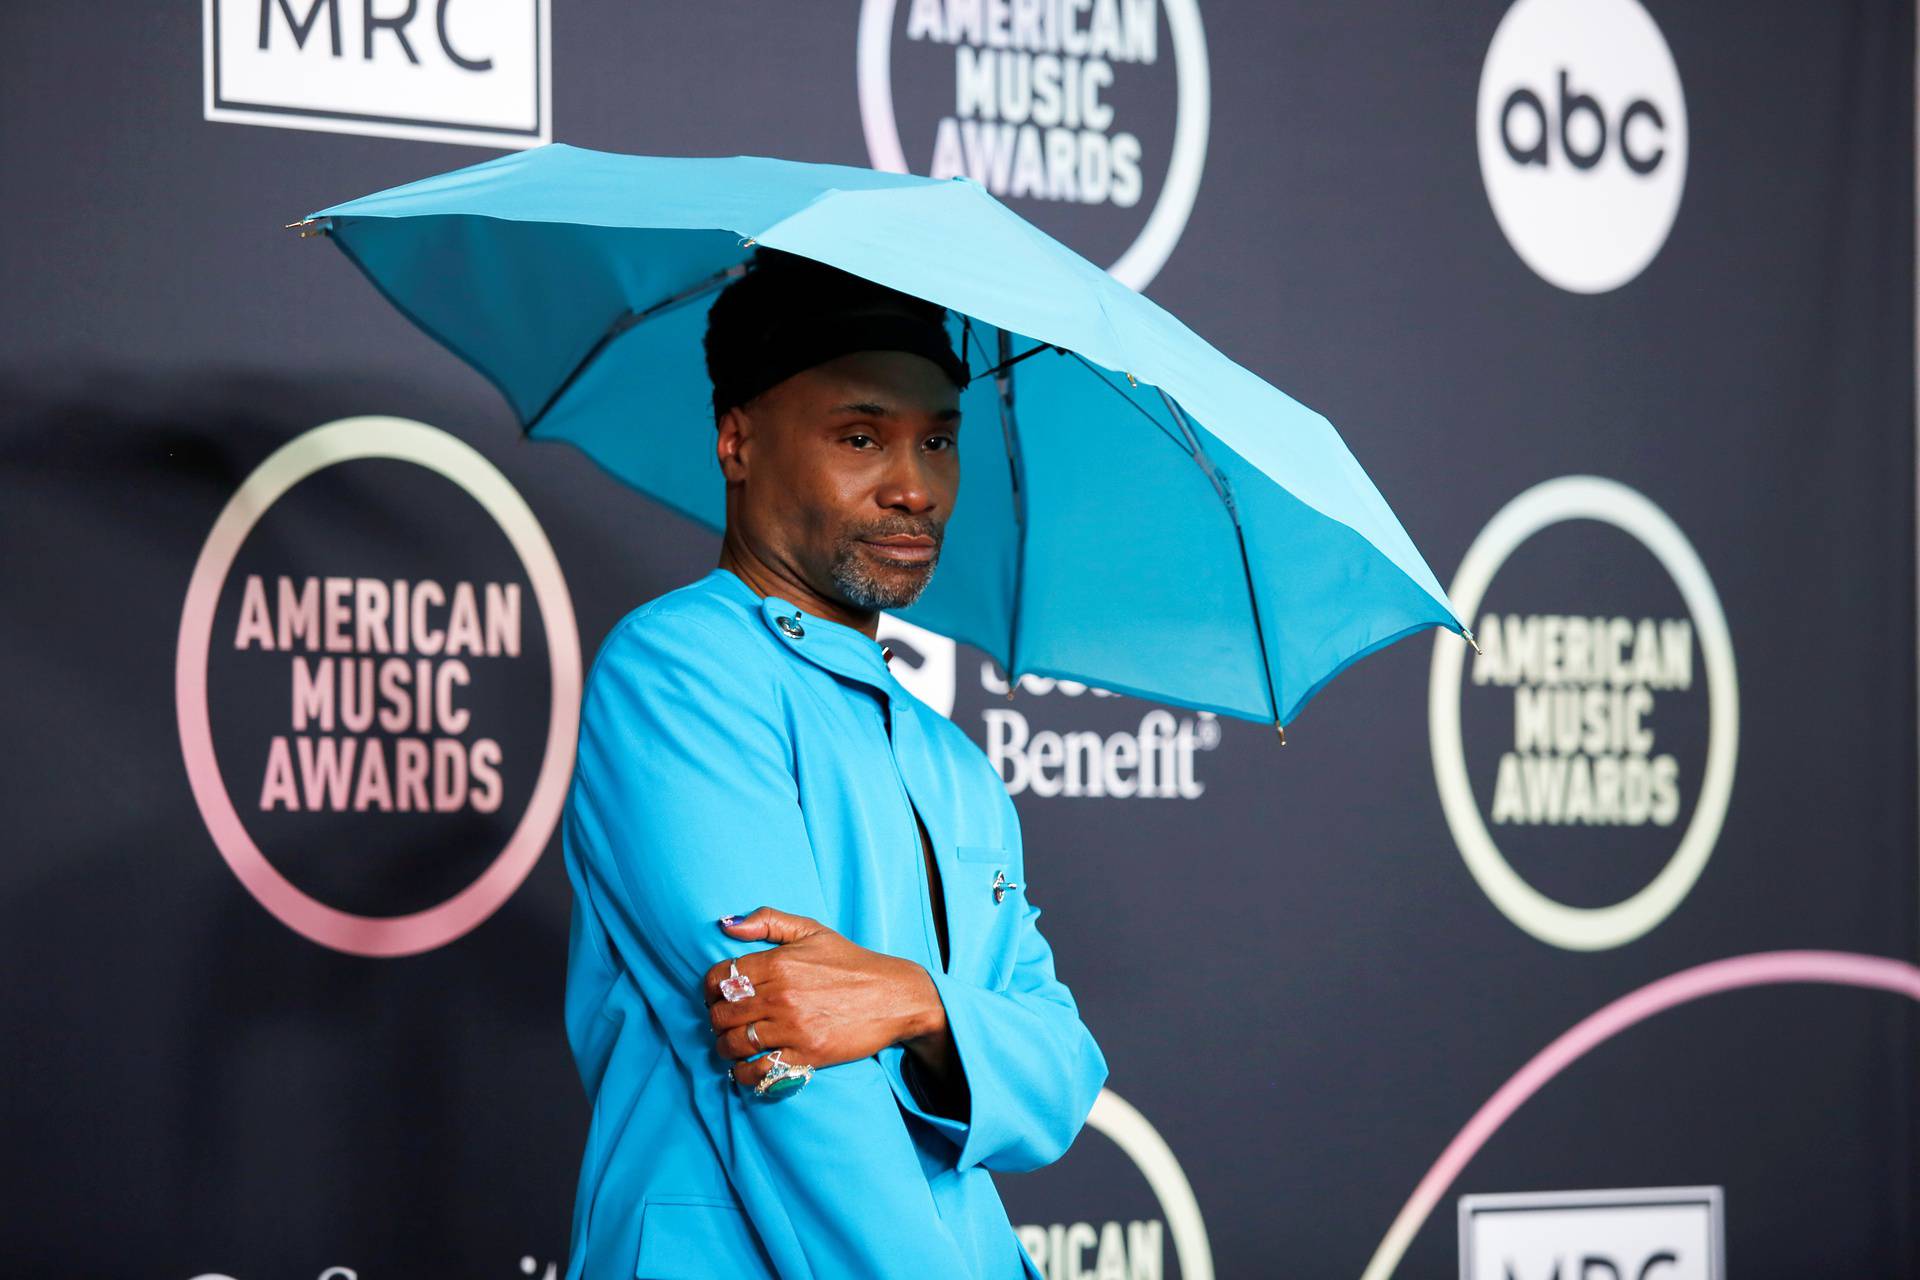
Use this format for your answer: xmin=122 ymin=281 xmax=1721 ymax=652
xmin=715 ymin=404 xmax=750 ymax=483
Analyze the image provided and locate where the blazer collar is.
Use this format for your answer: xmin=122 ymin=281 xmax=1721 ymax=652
xmin=703 ymin=566 xmax=898 ymax=695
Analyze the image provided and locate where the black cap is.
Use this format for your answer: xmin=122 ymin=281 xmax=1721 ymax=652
xmin=704 ymin=248 xmax=970 ymax=422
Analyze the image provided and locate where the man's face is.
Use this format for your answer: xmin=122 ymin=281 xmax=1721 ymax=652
xmin=718 ymin=347 xmax=962 ymax=612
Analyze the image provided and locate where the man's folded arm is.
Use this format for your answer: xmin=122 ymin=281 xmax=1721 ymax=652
xmin=568 ymin=610 xmax=973 ymax=1277
xmin=884 ymin=889 xmax=1110 ymax=1174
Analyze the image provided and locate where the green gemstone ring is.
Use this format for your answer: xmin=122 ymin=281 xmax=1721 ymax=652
xmin=753 ymin=1049 xmax=814 ymax=1100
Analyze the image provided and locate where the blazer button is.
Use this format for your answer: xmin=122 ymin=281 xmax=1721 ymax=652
xmin=776 ymin=614 xmax=804 ymax=639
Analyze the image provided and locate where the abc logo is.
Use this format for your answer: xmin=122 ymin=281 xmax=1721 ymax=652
xmin=1500 ymin=71 xmax=1669 ymax=175
xmin=1477 ymin=0 xmax=1688 ymax=293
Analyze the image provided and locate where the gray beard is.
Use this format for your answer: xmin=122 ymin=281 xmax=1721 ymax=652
xmin=828 ymin=538 xmax=939 ymax=611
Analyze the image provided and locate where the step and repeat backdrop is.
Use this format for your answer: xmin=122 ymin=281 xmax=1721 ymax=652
xmin=2 ymin=2 xmax=1915 ymax=1277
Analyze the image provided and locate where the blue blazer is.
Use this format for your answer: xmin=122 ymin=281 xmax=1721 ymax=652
xmin=561 ymin=567 xmax=1109 ymax=1279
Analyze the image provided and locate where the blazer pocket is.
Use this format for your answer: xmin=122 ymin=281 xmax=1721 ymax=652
xmin=954 ymin=843 xmax=1008 ymax=863
xmin=634 ymin=1197 xmax=776 ymax=1279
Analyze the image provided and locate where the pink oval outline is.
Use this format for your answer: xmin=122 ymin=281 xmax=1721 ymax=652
xmin=1360 ymin=949 xmax=1920 ymax=1279
xmin=175 ymin=417 xmax=581 ymax=957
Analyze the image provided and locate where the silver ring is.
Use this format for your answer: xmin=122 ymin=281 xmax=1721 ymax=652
xmin=746 ymin=1020 xmax=762 ymax=1050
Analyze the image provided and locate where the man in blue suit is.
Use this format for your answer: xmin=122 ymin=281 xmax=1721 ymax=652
xmin=561 ymin=249 xmax=1110 ymax=1279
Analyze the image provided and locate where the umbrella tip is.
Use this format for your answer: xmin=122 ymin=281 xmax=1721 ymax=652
xmin=1463 ymin=627 xmax=1483 ymax=657
xmin=1274 ymin=721 xmax=1287 ymax=746
xmin=284 ymin=217 xmax=330 ymax=239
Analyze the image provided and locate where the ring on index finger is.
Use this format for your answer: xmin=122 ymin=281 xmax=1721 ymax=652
xmin=719 ymin=957 xmax=755 ymax=1003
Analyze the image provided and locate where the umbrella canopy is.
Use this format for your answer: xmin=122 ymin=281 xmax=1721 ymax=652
xmin=296 ymin=142 xmax=1471 ymax=733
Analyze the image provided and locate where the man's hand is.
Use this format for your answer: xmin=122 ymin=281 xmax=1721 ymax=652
xmin=704 ymin=906 xmax=959 ymax=1101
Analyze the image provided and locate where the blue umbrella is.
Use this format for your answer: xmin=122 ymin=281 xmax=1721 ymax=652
xmin=294 ymin=142 xmax=1473 ymax=736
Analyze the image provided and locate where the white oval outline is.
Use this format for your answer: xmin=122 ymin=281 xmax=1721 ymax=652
xmin=856 ymin=0 xmax=1211 ymax=292
xmin=1428 ymin=476 xmax=1739 ymax=951
xmin=175 ymin=416 xmax=581 ymax=957
xmin=1084 ymin=1088 xmax=1214 ymax=1280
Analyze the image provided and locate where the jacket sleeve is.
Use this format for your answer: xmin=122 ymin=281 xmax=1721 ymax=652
xmin=565 ymin=609 xmax=977 ymax=1278
xmin=879 ymin=821 xmax=1110 ymax=1173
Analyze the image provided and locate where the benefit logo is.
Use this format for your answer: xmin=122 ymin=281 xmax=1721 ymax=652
xmin=176 ymin=418 xmax=580 ymax=957
xmin=1429 ymin=477 xmax=1738 ymax=952
xmin=857 ymin=0 xmax=1211 ymax=290
xmin=1476 ymin=0 xmax=1687 ymax=293
xmin=878 ymin=614 xmax=1219 ymax=800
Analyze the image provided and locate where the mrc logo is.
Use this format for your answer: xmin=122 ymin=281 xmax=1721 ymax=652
xmin=1459 ymin=1186 xmax=1724 ymax=1280
xmin=203 ymin=0 xmax=551 ymax=148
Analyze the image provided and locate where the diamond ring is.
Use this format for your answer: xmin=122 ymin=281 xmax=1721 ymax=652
xmin=719 ymin=957 xmax=755 ymax=1002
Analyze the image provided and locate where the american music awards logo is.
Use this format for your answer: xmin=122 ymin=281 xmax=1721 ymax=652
xmin=176 ymin=417 xmax=579 ymax=956
xmin=1429 ymin=477 xmax=1738 ymax=952
xmin=857 ymin=0 xmax=1211 ymax=291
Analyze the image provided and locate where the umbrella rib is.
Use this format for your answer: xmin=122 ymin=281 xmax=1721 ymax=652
xmin=975 ymin=340 xmax=1064 ymax=382
xmin=1157 ymin=387 xmax=1287 ymax=741
xmin=994 ymin=327 xmax=1032 ymax=683
xmin=961 ymin=314 xmax=999 ymax=381
xmin=525 ymin=260 xmax=747 ymax=433
xmin=1063 ymin=352 xmax=1194 ymax=456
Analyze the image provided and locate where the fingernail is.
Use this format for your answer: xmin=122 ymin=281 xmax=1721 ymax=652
xmin=718 ymin=914 xmax=744 ymax=926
